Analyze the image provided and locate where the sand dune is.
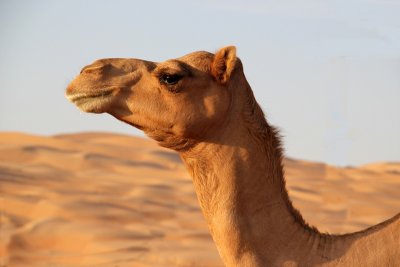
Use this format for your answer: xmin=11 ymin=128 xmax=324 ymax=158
xmin=0 ymin=132 xmax=399 ymax=267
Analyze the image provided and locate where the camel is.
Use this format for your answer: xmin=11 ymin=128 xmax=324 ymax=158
xmin=66 ymin=46 xmax=400 ymax=266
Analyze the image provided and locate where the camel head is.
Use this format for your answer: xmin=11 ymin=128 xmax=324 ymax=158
xmin=66 ymin=46 xmax=241 ymax=150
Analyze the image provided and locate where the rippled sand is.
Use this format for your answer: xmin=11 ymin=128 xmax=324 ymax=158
xmin=1 ymin=132 xmax=399 ymax=267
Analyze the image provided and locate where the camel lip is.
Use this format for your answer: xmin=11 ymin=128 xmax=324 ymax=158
xmin=66 ymin=87 xmax=119 ymax=113
xmin=66 ymin=89 xmax=115 ymax=103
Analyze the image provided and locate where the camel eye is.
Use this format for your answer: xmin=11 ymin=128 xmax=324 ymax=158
xmin=160 ymin=74 xmax=182 ymax=85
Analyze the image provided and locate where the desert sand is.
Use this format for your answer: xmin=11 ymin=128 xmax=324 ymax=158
xmin=0 ymin=132 xmax=399 ymax=267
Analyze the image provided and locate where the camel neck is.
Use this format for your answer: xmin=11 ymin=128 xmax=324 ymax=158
xmin=180 ymin=111 xmax=321 ymax=266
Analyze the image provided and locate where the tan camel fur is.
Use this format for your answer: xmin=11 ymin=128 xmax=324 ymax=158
xmin=66 ymin=46 xmax=400 ymax=266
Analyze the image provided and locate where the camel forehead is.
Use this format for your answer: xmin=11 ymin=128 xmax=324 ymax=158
xmin=175 ymin=51 xmax=214 ymax=71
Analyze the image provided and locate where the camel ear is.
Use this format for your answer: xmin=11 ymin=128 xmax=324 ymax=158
xmin=211 ymin=46 xmax=237 ymax=85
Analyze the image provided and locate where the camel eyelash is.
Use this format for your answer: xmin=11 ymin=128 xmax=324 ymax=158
xmin=154 ymin=68 xmax=186 ymax=78
xmin=153 ymin=61 xmax=191 ymax=79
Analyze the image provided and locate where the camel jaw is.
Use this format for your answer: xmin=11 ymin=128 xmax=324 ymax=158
xmin=66 ymin=88 xmax=116 ymax=114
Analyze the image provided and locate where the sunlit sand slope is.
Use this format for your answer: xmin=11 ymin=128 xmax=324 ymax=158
xmin=1 ymin=132 xmax=399 ymax=267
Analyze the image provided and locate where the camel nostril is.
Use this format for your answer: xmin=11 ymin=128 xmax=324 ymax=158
xmin=80 ymin=63 xmax=112 ymax=74
xmin=80 ymin=65 xmax=89 ymax=74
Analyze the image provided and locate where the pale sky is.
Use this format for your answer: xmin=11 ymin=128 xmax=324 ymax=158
xmin=1 ymin=0 xmax=399 ymax=166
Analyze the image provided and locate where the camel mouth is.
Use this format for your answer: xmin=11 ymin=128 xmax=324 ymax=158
xmin=66 ymin=88 xmax=117 ymax=113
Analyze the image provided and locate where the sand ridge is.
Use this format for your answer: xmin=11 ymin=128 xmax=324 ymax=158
xmin=0 ymin=132 xmax=399 ymax=266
